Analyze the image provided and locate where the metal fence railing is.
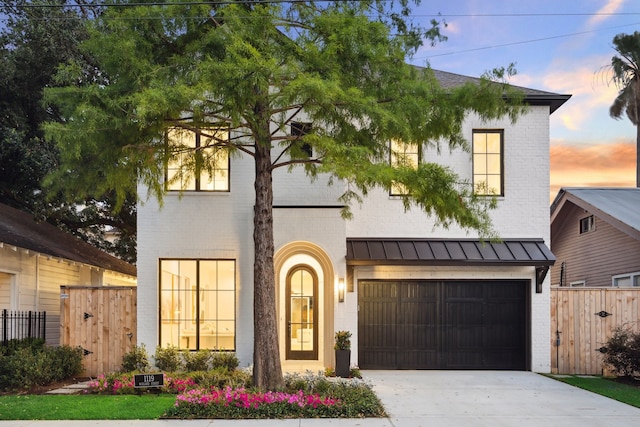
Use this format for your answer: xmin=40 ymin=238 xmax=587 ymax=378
xmin=1 ymin=310 xmax=46 ymax=345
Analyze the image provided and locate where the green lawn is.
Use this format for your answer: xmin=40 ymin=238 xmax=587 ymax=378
xmin=550 ymin=375 xmax=640 ymax=408
xmin=0 ymin=394 xmax=176 ymax=420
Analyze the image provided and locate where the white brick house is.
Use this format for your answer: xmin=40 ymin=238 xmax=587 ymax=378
xmin=137 ymin=70 xmax=570 ymax=373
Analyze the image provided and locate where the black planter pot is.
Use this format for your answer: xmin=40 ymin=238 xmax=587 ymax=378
xmin=335 ymin=349 xmax=351 ymax=378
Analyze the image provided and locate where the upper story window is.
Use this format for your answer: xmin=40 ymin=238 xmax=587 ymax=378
xmin=390 ymin=140 xmax=420 ymax=196
xmin=159 ymin=259 xmax=236 ymax=351
xmin=579 ymin=215 xmax=595 ymax=234
xmin=166 ymin=127 xmax=230 ymax=191
xmin=473 ymin=130 xmax=503 ymax=196
xmin=290 ymin=122 xmax=313 ymax=157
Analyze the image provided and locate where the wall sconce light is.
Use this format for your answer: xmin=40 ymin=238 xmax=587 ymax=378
xmin=338 ymin=278 xmax=345 ymax=303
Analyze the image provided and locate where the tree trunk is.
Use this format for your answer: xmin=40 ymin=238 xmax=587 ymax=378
xmin=252 ymin=131 xmax=284 ymax=390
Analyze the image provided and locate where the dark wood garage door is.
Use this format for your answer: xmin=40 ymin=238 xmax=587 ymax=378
xmin=358 ymin=280 xmax=528 ymax=370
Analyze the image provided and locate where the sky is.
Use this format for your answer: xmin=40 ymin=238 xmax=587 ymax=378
xmin=406 ymin=0 xmax=639 ymax=202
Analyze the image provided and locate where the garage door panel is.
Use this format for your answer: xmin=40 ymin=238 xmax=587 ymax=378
xmin=359 ymin=280 xmax=527 ymax=370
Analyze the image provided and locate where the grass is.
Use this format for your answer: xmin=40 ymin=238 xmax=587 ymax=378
xmin=550 ymin=375 xmax=640 ymax=408
xmin=0 ymin=394 xmax=175 ymax=420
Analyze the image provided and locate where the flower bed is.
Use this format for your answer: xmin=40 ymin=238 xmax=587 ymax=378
xmin=165 ymin=387 xmax=342 ymax=418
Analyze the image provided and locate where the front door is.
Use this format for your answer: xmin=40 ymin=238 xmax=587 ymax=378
xmin=286 ymin=266 xmax=318 ymax=360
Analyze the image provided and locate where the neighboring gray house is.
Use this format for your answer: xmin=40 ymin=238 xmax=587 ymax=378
xmin=0 ymin=203 xmax=137 ymax=344
xmin=137 ymin=69 xmax=569 ymax=373
xmin=550 ymin=187 xmax=640 ymax=288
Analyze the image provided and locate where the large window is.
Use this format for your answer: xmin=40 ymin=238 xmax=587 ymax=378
xmin=473 ymin=130 xmax=503 ymax=196
xmin=159 ymin=259 xmax=235 ymax=350
xmin=166 ymin=127 xmax=230 ymax=191
xmin=390 ymin=140 xmax=420 ymax=196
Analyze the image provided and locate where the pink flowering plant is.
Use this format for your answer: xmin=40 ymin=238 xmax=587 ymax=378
xmin=166 ymin=386 xmax=342 ymax=418
xmin=86 ymin=373 xmax=197 ymax=395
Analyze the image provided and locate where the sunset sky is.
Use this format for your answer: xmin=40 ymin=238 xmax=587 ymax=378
xmin=408 ymin=0 xmax=638 ymax=202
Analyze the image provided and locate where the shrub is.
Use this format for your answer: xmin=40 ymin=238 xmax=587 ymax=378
xmin=122 ymin=344 xmax=151 ymax=372
xmin=182 ymin=349 xmax=211 ymax=372
xmin=155 ymin=345 xmax=182 ymax=372
xmin=603 ymin=326 xmax=640 ymax=377
xmin=211 ymin=351 xmax=239 ymax=371
xmin=0 ymin=341 xmax=83 ymax=391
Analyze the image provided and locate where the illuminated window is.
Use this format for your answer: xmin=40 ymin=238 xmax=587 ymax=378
xmin=390 ymin=140 xmax=420 ymax=196
xmin=159 ymin=259 xmax=235 ymax=351
xmin=473 ymin=130 xmax=503 ymax=196
xmin=166 ymin=127 xmax=229 ymax=191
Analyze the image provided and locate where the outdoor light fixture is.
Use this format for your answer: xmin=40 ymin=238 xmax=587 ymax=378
xmin=338 ymin=278 xmax=345 ymax=303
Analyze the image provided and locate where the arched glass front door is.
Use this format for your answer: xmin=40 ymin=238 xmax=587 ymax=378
xmin=286 ymin=266 xmax=318 ymax=360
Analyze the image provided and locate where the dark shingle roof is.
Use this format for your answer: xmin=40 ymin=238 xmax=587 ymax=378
xmin=431 ymin=69 xmax=571 ymax=114
xmin=0 ymin=203 xmax=136 ymax=277
xmin=346 ymin=238 xmax=555 ymax=266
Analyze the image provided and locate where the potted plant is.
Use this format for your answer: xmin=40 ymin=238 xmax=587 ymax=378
xmin=334 ymin=330 xmax=351 ymax=378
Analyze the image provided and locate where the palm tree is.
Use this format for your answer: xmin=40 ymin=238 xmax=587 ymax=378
xmin=609 ymin=31 xmax=640 ymax=187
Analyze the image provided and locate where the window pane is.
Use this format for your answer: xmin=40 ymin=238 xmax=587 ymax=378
xmin=473 ymin=131 xmax=503 ymax=196
xmin=486 ymin=133 xmax=501 ymax=152
xmin=486 ymin=154 xmax=501 ymax=174
xmin=159 ymin=259 xmax=234 ymax=351
xmin=167 ymin=128 xmax=197 ymax=191
xmin=473 ymin=154 xmax=486 ymax=174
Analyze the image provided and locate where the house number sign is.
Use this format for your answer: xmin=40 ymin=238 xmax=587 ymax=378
xmin=134 ymin=373 xmax=164 ymax=388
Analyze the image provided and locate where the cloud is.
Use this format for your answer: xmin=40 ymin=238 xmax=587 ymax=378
xmin=587 ymin=0 xmax=626 ymax=27
xmin=514 ymin=55 xmax=621 ymax=133
xmin=550 ymin=140 xmax=636 ymax=201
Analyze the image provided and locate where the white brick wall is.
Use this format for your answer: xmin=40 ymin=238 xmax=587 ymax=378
xmin=137 ymin=104 xmax=553 ymax=372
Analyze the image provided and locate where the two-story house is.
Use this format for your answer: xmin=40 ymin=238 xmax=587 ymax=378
xmin=137 ymin=69 xmax=570 ymax=373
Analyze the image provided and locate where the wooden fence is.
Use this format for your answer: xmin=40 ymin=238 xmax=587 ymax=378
xmin=551 ymin=287 xmax=640 ymax=375
xmin=60 ymin=286 xmax=137 ymax=377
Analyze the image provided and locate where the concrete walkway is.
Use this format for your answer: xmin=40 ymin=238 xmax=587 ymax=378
xmin=2 ymin=371 xmax=640 ymax=426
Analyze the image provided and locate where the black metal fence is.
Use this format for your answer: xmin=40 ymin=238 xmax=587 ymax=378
xmin=1 ymin=310 xmax=46 ymax=345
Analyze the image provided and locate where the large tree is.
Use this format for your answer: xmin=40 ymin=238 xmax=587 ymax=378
xmin=609 ymin=31 xmax=640 ymax=187
xmin=44 ymin=0 xmax=525 ymax=389
xmin=0 ymin=0 xmax=136 ymax=263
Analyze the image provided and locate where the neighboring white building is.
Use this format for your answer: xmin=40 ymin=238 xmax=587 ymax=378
xmin=0 ymin=203 xmax=137 ymax=344
xmin=137 ymin=70 xmax=570 ymax=373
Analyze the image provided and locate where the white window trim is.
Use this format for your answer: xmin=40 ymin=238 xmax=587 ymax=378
xmin=569 ymin=280 xmax=586 ymax=287
xmin=612 ymin=272 xmax=640 ymax=287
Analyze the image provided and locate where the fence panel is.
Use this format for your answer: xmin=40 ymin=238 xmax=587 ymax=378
xmin=551 ymin=288 xmax=640 ymax=375
xmin=60 ymin=286 xmax=136 ymax=377
xmin=1 ymin=310 xmax=46 ymax=345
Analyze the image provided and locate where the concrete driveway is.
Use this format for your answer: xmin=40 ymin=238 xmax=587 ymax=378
xmin=365 ymin=370 xmax=640 ymax=426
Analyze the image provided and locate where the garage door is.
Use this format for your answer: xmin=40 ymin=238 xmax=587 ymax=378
xmin=358 ymin=280 xmax=528 ymax=370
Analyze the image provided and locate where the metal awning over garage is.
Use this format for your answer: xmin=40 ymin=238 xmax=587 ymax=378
xmin=346 ymin=238 xmax=555 ymax=267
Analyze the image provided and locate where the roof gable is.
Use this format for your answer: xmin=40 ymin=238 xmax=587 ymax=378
xmin=551 ymin=188 xmax=640 ymax=241
xmin=0 ymin=203 xmax=136 ymax=277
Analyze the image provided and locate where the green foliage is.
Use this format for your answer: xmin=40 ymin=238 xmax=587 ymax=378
xmin=154 ymin=345 xmax=182 ymax=372
xmin=188 ymin=368 xmax=252 ymax=390
xmin=334 ymin=331 xmax=352 ymax=350
xmin=609 ymin=31 xmax=640 ymax=125
xmin=211 ymin=351 xmax=240 ymax=371
xmin=603 ymin=326 xmax=640 ymax=377
xmin=0 ymin=340 xmax=83 ymax=391
xmin=0 ymin=1 xmax=137 ymax=263
xmin=181 ymin=350 xmax=211 ymax=372
xmin=121 ymin=344 xmax=151 ymax=373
